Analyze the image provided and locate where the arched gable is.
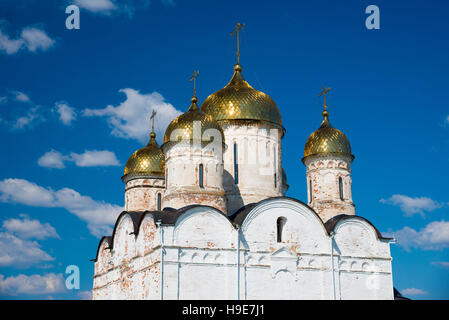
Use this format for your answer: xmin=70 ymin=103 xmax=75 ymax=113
xmin=331 ymin=216 xmax=391 ymax=258
xmin=94 ymin=236 xmax=112 ymax=274
xmin=240 ymin=197 xmax=329 ymax=252
xmin=136 ymin=213 xmax=159 ymax=256
xmin=173 ymin=206 xmax=236 ymax=248
xmin=112 ymin=213 xmax=136 ymax=263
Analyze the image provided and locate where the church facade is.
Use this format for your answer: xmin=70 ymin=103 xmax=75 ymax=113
xmin=92 ymin=27 xmax=395 ymax=300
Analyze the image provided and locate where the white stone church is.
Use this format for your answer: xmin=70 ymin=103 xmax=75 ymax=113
xmin=92 ymin=28 xmax=396 ymax=300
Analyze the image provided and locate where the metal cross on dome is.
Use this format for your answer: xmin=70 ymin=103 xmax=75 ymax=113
xmin=230 ymin=22 xmax=245 ymax=64
xmin=190 ymin=70 xmax=199 ymax=97
xmin=150 ymin=109 xmax=157 ymax=133
xmin=319 ymin=86 xmax=331 ymax=110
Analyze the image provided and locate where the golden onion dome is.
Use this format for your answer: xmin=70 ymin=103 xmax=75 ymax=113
xmin=200 ymin=64 xmax=283 ymax=132
xmin=303 ymin=110 xmax=353 ymax=161
xmin=122 ymin=131 xmax=165 ymax=183
xmin=163 ymin=96 xmax=224 ymax=145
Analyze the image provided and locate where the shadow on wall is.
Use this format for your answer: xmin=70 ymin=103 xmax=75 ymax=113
xmin=223 ymin=169 xmax=243 ymax=214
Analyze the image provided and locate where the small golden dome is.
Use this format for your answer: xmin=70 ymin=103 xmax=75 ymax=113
xmin=163 ymin=96 xmax=224 ymax=145
xmin=200 ymin=64 xmax=283 ymax=130
xmin=303 ymin=110 xmax=353 ymax=161
xmin=122 ymin=132 xmax=165 ymax=182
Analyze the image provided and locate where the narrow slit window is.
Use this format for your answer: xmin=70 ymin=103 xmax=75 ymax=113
xmin=199 ymin=164 xmax=204 ymax=188
xmin=234 ymin=143 xmax=238 ymax=185
xmin=157 ymin=193 xmax=162 ymax=211
xmin=277 ymin=217 xmax=286 ymax=242
xmin=309 ymin=180 xmax=312 ymax=203
xmin=339 ymin=177 xmax=344 ymax=200
xmin=273 ymin=145 xmax=277 ymax=189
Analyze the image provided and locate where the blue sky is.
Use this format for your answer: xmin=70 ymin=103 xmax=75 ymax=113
xmin=0 ymin=0 xmax=448 ymax=300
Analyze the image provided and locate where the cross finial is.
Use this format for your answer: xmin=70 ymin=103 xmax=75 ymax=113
xmin=150 ymin=109 xmax=157 ymax=133
xmin=230 ymin=22 xmax=245 ymax=64
xmin=190 ymin=70 xmax=199 ymax=97
xmin=318 ymin=86 xmax=331 ymax=110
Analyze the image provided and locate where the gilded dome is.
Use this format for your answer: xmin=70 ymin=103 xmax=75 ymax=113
xmin=200 ymin=64 xmax=283 ymax=131
xmin=163 ymin=96 xmax=224 ymax=145
xmin=303 ymin=110 xmax=353 ymax=161
xmin=122 ymin=132 xmax=165 ymax=182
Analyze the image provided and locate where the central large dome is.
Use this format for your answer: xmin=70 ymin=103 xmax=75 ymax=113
xmin=201 ymin=64 xmax=283 ymax=130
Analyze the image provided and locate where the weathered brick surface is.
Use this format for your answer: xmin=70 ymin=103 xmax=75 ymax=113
xmin=304 ymin=154 xmax=356 ymax=222
xmin=93 ymin=199 xmax=393 ymax=300
xmin=125 ymin=178 xmax=165 ymax=211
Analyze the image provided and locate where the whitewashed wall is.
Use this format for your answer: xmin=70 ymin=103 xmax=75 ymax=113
xmin=221 ymin=122 xmax=284 ymax=215
xmin=162 ymin=141 xmax=227 ymax=213
xmin=93 ymin=198 xmax=393 ymax=300
xmin=304 ymin=154 xmax=356 ymax=222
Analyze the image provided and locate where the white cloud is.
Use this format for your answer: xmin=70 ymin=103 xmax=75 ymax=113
xmin=20 ymin=27 xmax=55 ymax=52
xmin=13 ymin=91 xmax=31 ymax=103
xmin=0 ymin=273 xmax=65 ymax=296
xmin=54 ymin=102 xmax=76 ymax=125
xmin=74 ymin=0 xmax=117 ymax=13
xmin=401 ymin=288 xmax=429 ymax=296
xmin=0 ymin=29 xmax=23 ymax=54
xmin=0 ymin=91 xmax=45 ymax=130
xmin=0 ymin=26 xmax=54 ymax=55
xmin=0 ymin=178 xmax=122 ymax=237
xmin=380 ymin=194 xmax=444 ymax=217
xmin=83 ymin=88 xmax=181 ymax=143
xmin=2 ymin=214 xmax=59 ymax=240
xmin=70 ymin=150 xmax=120 ymax=167
xmin=38 ymin=150 xmax=66 ymax=169
xmin=0 ymin=232 xmax=54 ymax=268
xmin=78 ymin=290 xmax=92 ymax=300
xmin=73 ymin=0 xmax=155 ymax=17
xmin=431 ymin=261 xmax=449 ymax=268
xmin=391 ymin=220 xmax=449 ymax=251
xmin=13 ymin=106 xmax=43 ymax=130
xmin=38 ymin=149 xmax=120 ymax=169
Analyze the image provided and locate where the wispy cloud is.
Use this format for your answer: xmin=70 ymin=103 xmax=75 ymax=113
xmin=2 ymin=214 xmax=59 ymax=240
xmin=380 ymin=194 xmax=444 ymax=217
xmin=389 ymin=220 xmax=449 ymax=251
xmin=431 ymin=261 xmax=449 ymax=268
xmin=38 ymin=150 xmax=120 ymax=169
xmin=0 ymin=91 xmax=45 ymax=130
xmin=73 ymin=0 xmax=117 ymax=13
xmin=0 ymin=26 xmax=55 ymax=55
xmin=54 ymin=102 xmax=77 ymax=126
xmin=0 ymin=232 xmax=54 ymax=268
xmin=13 ymin=91 xmax=31 ymax=103
xmin=78 ymin=290 xmax=92 ymax=300
xmin=13 ymin=106 xmax=44 ymax=130
xmin=83 ymin=88 xmax=181 ymax=143
xmin=0 ymin=273 xmax=66 ymax=296
xmin=401 ymin=288 xmax=429 ymax=296
xmin=72 ymin=0 xmax=158 ymax=17
xmin=0 ymin=178 xmax=122 ymax=237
